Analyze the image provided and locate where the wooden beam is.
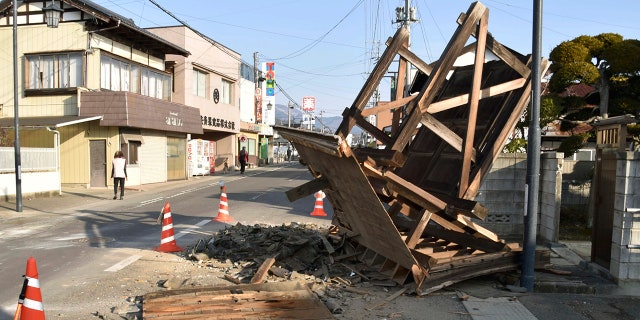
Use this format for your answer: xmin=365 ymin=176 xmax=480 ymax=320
xmin=423 ymin=224 xmax=508 ymax=253
xmin=459 ymin=10 xmax=488 ymax=197
xmin=397 ymin=45 xmax=434 ymax=76
xmin=456 ymin=215 xmax=500 ymax=242
xmin=353 ymin=148 xmax=407 ymax=168
xmin=336 ymin=28 xmax=410 ymax=138
xmin=361 ymin=95 xmax=417 ymax=117
xmin=390 ymin=2 xmax=489 ymax=153
xmin=462 ymin=59 xmax=549 ymax=199
xmin=457 ymin=13 xmax=531 ymax=78
xmin=424 ymin=78 xmax=526 ymax=114
xmin=420 ymin=113 xmax=476 ymax=162
xmin=285 ymin=177 xmax=330 ymax=202
xmin=353 ymin=112 xmax=393 ymax=146
xmin=405 ymin=209 xmax=434 ymax=249
xmin=250 ymin=257 xmax=277 ymax=284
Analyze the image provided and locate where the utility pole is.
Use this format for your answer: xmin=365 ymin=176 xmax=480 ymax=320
xmin=287 ymin=101 xmax=292 ymax=128
xmin=396 ymin=0 xmax=417 ymax=97
xmin=522 ymin=0 xmax=543 ymax=292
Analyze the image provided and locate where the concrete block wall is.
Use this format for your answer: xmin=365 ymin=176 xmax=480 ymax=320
xmin=476 ymin=152 xmax=563 ymax=242
xmin=539 ymin=152 xmax=563 ymax=244
xmin=610 ymin=151 xmax=640 ymax=284
xmin=475 ymin=153 xmax=527 ymax=239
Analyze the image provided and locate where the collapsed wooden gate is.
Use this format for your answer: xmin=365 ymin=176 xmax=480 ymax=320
xmin=278 ymin=2 xmax=550 ymax=294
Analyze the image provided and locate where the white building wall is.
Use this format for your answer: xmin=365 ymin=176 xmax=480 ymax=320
xmin=140 ymin=131 xmax=167 ymax=184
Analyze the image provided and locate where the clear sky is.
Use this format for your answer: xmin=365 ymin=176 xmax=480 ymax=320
xmin=94 ymin=0 xmax=640 ymax=118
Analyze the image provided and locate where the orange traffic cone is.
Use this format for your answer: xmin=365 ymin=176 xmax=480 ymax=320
xmin=154 ymin=202 xmax=183 ymax=253
xmin=213 ymin=185 xmax=233 ymax=222
xmin=17 ymin=257 xmax=45 ymax=320
xmin=310 ymin=191 xmax=328 ymax=217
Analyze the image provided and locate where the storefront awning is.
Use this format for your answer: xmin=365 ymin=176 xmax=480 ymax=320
xmin=0 ymin=115 xmax=103 ymax=129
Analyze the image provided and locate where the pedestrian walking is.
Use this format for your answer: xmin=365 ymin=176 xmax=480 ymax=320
xmin=239 ymin=147 xmax=248 ymax=174
xmin=286 ymin=147 xmax=292 ymax=161
xmin=111 ymin=150 xmax=127 ymax=200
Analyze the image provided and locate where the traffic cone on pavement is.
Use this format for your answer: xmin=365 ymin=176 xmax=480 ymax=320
xmin=17 ymin=257 xmax=45 ymax=320
xmin=310 ymin=191 xmax=328 ymax=217
xmin=154 ymin=202 xmax=183 ymax=253
xmin=213 ymin=185 xmax=233 ymax=222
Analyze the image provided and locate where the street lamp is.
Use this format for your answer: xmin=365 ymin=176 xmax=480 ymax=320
xmin=43 ymin=1 xmax=64 ymax=28
xmin=12 ymin=0 xmax=63 ymax=212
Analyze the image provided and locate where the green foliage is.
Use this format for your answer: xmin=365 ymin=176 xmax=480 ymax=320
xmin=0 ymin=128 xmax=14 ymax=147
xmin=549 ymin=41 xmax=591 ymax=73
xmin=603 ymin=40 xmax=640 ymax=74
xmin=503 ymin=138 xmax=527 ymax=153
xmin=557 ymin=133 xmax=590 ymax=158
xmin=561 ymin=96 xmax=587 ymax=111
xmin=540 ymin=96 xmax=561 ymax=128
xmin=610 ymin=96 xmax=640 ymax=116
xmin=548 ymin=62 xmax=599 ymax=92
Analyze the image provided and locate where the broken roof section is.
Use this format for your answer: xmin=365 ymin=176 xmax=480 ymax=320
xmin=277 ymin=1 xmax=550 ymax=294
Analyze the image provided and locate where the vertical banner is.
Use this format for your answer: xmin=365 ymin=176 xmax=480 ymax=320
xmin=261 ymin=62 xmax=276 ymax=125
xmin=265 ymin=62 xmax=275 ymax=96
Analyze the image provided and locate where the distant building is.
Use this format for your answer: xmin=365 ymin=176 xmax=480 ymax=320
xmin=0 ymin=0 xmax=202 ymax=190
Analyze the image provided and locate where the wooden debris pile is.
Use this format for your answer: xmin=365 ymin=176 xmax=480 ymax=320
xmin=276 ymin=1 xmax=551 ymax=295
xmin=185 ymin=223 xmax=409 ymax=286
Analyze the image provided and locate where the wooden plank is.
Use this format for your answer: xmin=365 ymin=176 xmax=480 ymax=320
xmin=143 ymin=282 xmax=334 ymax=320
xmin=250 ymin=257 xmax=277 ymax=284
xmin=459 ymin=10 xmax=488 ymax=197
xmin=286 ymin=177 xmax=330 ymax=202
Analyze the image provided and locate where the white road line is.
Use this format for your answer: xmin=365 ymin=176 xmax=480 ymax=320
xmin=175 ymin=219 xmax=210 ymax=239
xmin=104 ymin=255 xmax=142 ymax=272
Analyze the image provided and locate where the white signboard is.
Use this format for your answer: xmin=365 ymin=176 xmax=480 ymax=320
xmin=302 ymin=96 xmax=316 ymax=111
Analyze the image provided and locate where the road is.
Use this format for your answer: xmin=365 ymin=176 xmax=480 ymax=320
xmin=0 ymin=163 xmax=332 ymax=318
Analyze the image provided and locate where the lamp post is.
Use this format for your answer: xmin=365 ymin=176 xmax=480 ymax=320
xmin=12 ymin=0 xmax=62 ymax=212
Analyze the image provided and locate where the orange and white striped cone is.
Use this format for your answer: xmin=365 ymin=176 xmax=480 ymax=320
xmin=213 ymin=185 xmax=233 ymax=222
xmin=310 ymin=191 xmax=328 ymax=217
xmin=154 ymin=202 xmax=183 ymax=253
xmin=19 ymin=257 xmax=45 ymax=320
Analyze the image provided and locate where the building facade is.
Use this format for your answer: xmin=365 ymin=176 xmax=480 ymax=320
xmin=0 ymin=0 xmax=202 ymax=190
xmin=147 ymin=26 xmax=243 ymax=173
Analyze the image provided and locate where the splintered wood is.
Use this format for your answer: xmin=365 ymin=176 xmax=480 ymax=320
xmin=143 ymin=282 xmax=334 ymax=319
xmin=277 ymin=1 xmax=550 ymax=295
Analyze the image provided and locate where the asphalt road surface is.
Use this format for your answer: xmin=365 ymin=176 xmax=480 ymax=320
xmin=0 ymin=163 xmax=332 ymax=318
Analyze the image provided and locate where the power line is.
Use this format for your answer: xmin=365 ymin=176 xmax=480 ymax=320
xmin=272 ymin=0 xmax=366 ymax=60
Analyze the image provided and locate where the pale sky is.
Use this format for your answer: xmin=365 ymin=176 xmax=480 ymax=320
xmin=94 ymin=0 xmax=640 ymax=117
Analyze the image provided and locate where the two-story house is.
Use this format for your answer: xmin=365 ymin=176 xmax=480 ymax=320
xmin=0 ymin=0 xmax=203 ymax=191
xmin=146 ymin=26 xmax=243 ymax=173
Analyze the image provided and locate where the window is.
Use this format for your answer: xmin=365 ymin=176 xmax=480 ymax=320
xmin=222 ymin=79 xmax=232 ymax=104
xmin=26 ymin=52 xmax=83 ymax=89
xmin=101 ymin=55 xmax=171 ymax=100
xmin=193 ymin=69 xmax=207 ymax=97
xmin=123 ymin=141 xmax=141 ymax=165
